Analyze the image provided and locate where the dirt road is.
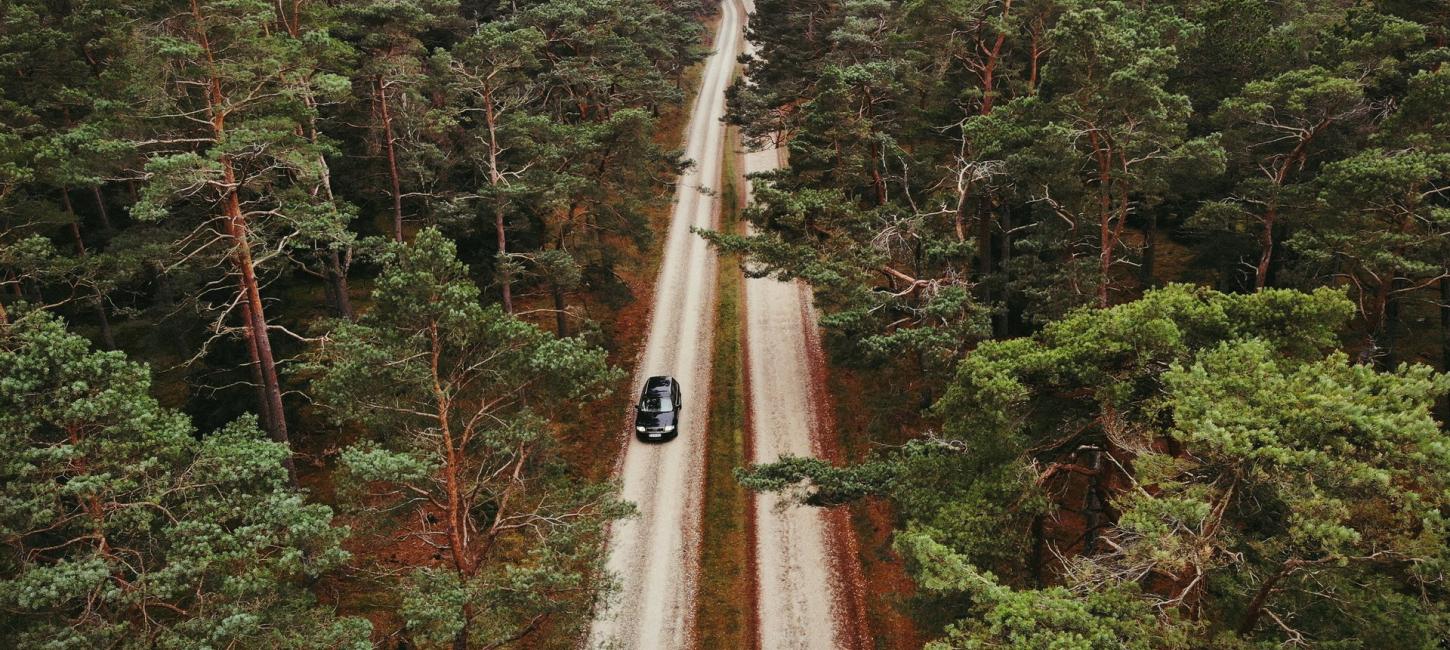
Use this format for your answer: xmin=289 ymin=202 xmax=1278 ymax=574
xmin=740 ymin=111 xmax=869 ymax=650
xmin=738 ymin=1 xmax=867 ymax=646
xmin=590 ymin=1 xmax=864 ymax=646
xmin=586 ymin=1 xmax=742 ymax=647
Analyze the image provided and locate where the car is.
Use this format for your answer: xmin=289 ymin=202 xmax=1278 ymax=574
xmin=634 ymin=375 xmax=681 ymax=441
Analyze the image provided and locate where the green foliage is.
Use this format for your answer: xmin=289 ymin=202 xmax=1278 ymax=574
xmin=417 ymin=0 xmax=699 ymax=319
xmin=744 ymin=285 xmax=1450 ymax=644
xmin=128 ymin=0 xmax=356 ymax=251
xmin=938 ymin=284 xmax=1354 ymax=441
xmin=0 ymin=0 xmax=718 ymax=642
xmin=900 ymin=532 xmax=1192 ymax=650
xmin=1148 ymin=341 xmax=1450 ymax=644
xmin=5 ymin=0 xmax=1449 ymax=644
xmin=1289 ymin=147 xmax=1450 ymax=354
xmin=1001 ymin=1 xmax=1224 ymax=312
xmin=0 ymin=310 xmax=368 ymax=648
xmin=302 ymin=228 xmax=628 ymax=648
xmin=730 ymin=0 xmax=1450 ymax=395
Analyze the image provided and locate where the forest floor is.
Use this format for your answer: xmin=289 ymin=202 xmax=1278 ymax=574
xmin=829 ymin=366 xmax=929 ymax=649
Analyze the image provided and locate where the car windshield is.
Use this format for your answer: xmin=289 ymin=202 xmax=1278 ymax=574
xmin=641 ymin=396 xmax=673 ymax=412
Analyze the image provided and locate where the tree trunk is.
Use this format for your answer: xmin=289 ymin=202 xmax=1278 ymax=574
xmin=1265 ymin=221 xmax=1290 ymax=288
xmin=1379 ymin=280 xmax=1403 ymax=370
xmin=1098 ymin=230 xmax=1113 ymax=308
xmin=222 ymin=159 xmax=292 ymax=467
xmin=93 ymin=291 xmax=114 ymax=350
xmin=869 ymin=148 xmax=887 ymax=206
xmin=552 ymin=282 xmax=568 ymax=337
xmin=1027 ymin=20 xmax=1044 ymax=95
xmin=452 ymin=617 xmax=470 ymax=650
xmin=377 ymin=76 xmax=405 ymax=243
xmin=1030 ymin=513 xmax=1046 ymax=587
xmin=321 ymin=264 xmax=340 ymax=318
xmin=1356 ymin=277 xmax=1390 ymax=367
xmin=190 ymin=0 xmax=292 ymax=472
xmin=61 ymin=190 xmax=115 ymax=350
xmin=953 ymin=192 xmax=968 ymax=244
xmin=974 ymin=197 xmax=997 ymax=330
xmin=1257 ymin=128 xmax=1323 ymax=290
xmin=1090 ymin=131 xmax=1114 ymax=308
xmin=239 ymin=298 xmax=275 ymax=436
xmin=977 ymin=203 xmax=994 ymax=304
xmin=1254 ymin=207 xmax=1277 ymax=290
xmin=91 ymin=186 xmax=113 ymax=231
xmin=1139 ymin=212 xmax=1158 ymax=291
xmin=302 ymin=87 xmax=353 ymax=322
xmin=428 ymin=322 xmax=474 ymax=581
xmin=916 ymin=349 xmax=932 ymax=409
xmin=977 ymin=0 xmax=1011 ymax=115
xmin=494 ymin=201 xmax=513 ymax=314
xmin=1237 ymin=560 xmax=1295 ymax=636
xmin=327 ymin=248 xmax=354 ymax=321
xmin=481 ymin=84 xmax=514 ymax=313
xmin=996 ymin=203 xmax=1013 ymax=338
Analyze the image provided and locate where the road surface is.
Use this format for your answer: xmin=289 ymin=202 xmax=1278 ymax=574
xmin=586 ymin=0 xmax=742 ymax=647
xmin=590 ymin=1 xmax=864 ymax=647
xmin=739 ymin=19 xmax=869 ymax=649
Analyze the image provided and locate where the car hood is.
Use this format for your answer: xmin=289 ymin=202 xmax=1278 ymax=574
xmin=636 ymin=410 xmax=677 ymax=428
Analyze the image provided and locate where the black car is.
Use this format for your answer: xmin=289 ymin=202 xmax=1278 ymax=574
xmin=634 ymin=375 xmax=681 ymax=441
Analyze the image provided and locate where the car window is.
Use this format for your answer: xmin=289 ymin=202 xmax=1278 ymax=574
xmin=641 ymin=396 xmax=674 ymax=412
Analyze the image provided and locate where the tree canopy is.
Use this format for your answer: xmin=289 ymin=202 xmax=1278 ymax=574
xmin=0 ymin=0 xmax=709 ymax=645
xmin=0 ymin=309 xmax=369 ymax=648
xmin=728 ymin=2 xmax=1450 ymax=641
xmin=3 ymin=0 xmax=1449 ymax=646
xmin=744 ymin=285 xmax=1450 ymax=646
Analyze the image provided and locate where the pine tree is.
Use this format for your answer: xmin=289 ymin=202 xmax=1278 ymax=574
xmin=0 ymin=0 xmax=134 ymax=345
xmin=126 ymin=0 xmax=354 ymax=453
xmin=303 ymin=228 xmax=627 ymax=648
xmin=0 ymin=309 xmax=369 ymax=649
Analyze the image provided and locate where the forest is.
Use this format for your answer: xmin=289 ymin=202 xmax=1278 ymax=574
xmin=0 ymin=0 xmax=710 ymax=647
xmin=725 ymin=0 xmax=1450 ymax=647
xmin=1 ymin=0 xmax=1448 ymax=648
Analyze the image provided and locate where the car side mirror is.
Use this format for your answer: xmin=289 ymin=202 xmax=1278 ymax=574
xmin=634 ymin=404 xmax=642 ymax=412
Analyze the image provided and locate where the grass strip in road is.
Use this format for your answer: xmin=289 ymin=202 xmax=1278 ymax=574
xmin=693 ymin=128 xmax=752 ymax=649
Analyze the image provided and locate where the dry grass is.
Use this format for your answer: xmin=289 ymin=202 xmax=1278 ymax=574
xmin=693 ymin=124 xmax=754 ymax=649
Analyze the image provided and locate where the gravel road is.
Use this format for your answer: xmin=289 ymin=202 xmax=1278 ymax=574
xmin=589 ymin=2 xmax=864 ymax=647
xmin=739 ymin=1 xmax=868 ymax=645
xmin=741 ymin=123 xmax=868 ymax=650
xmin=586 ymin=1 xmax=742 ymax=647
